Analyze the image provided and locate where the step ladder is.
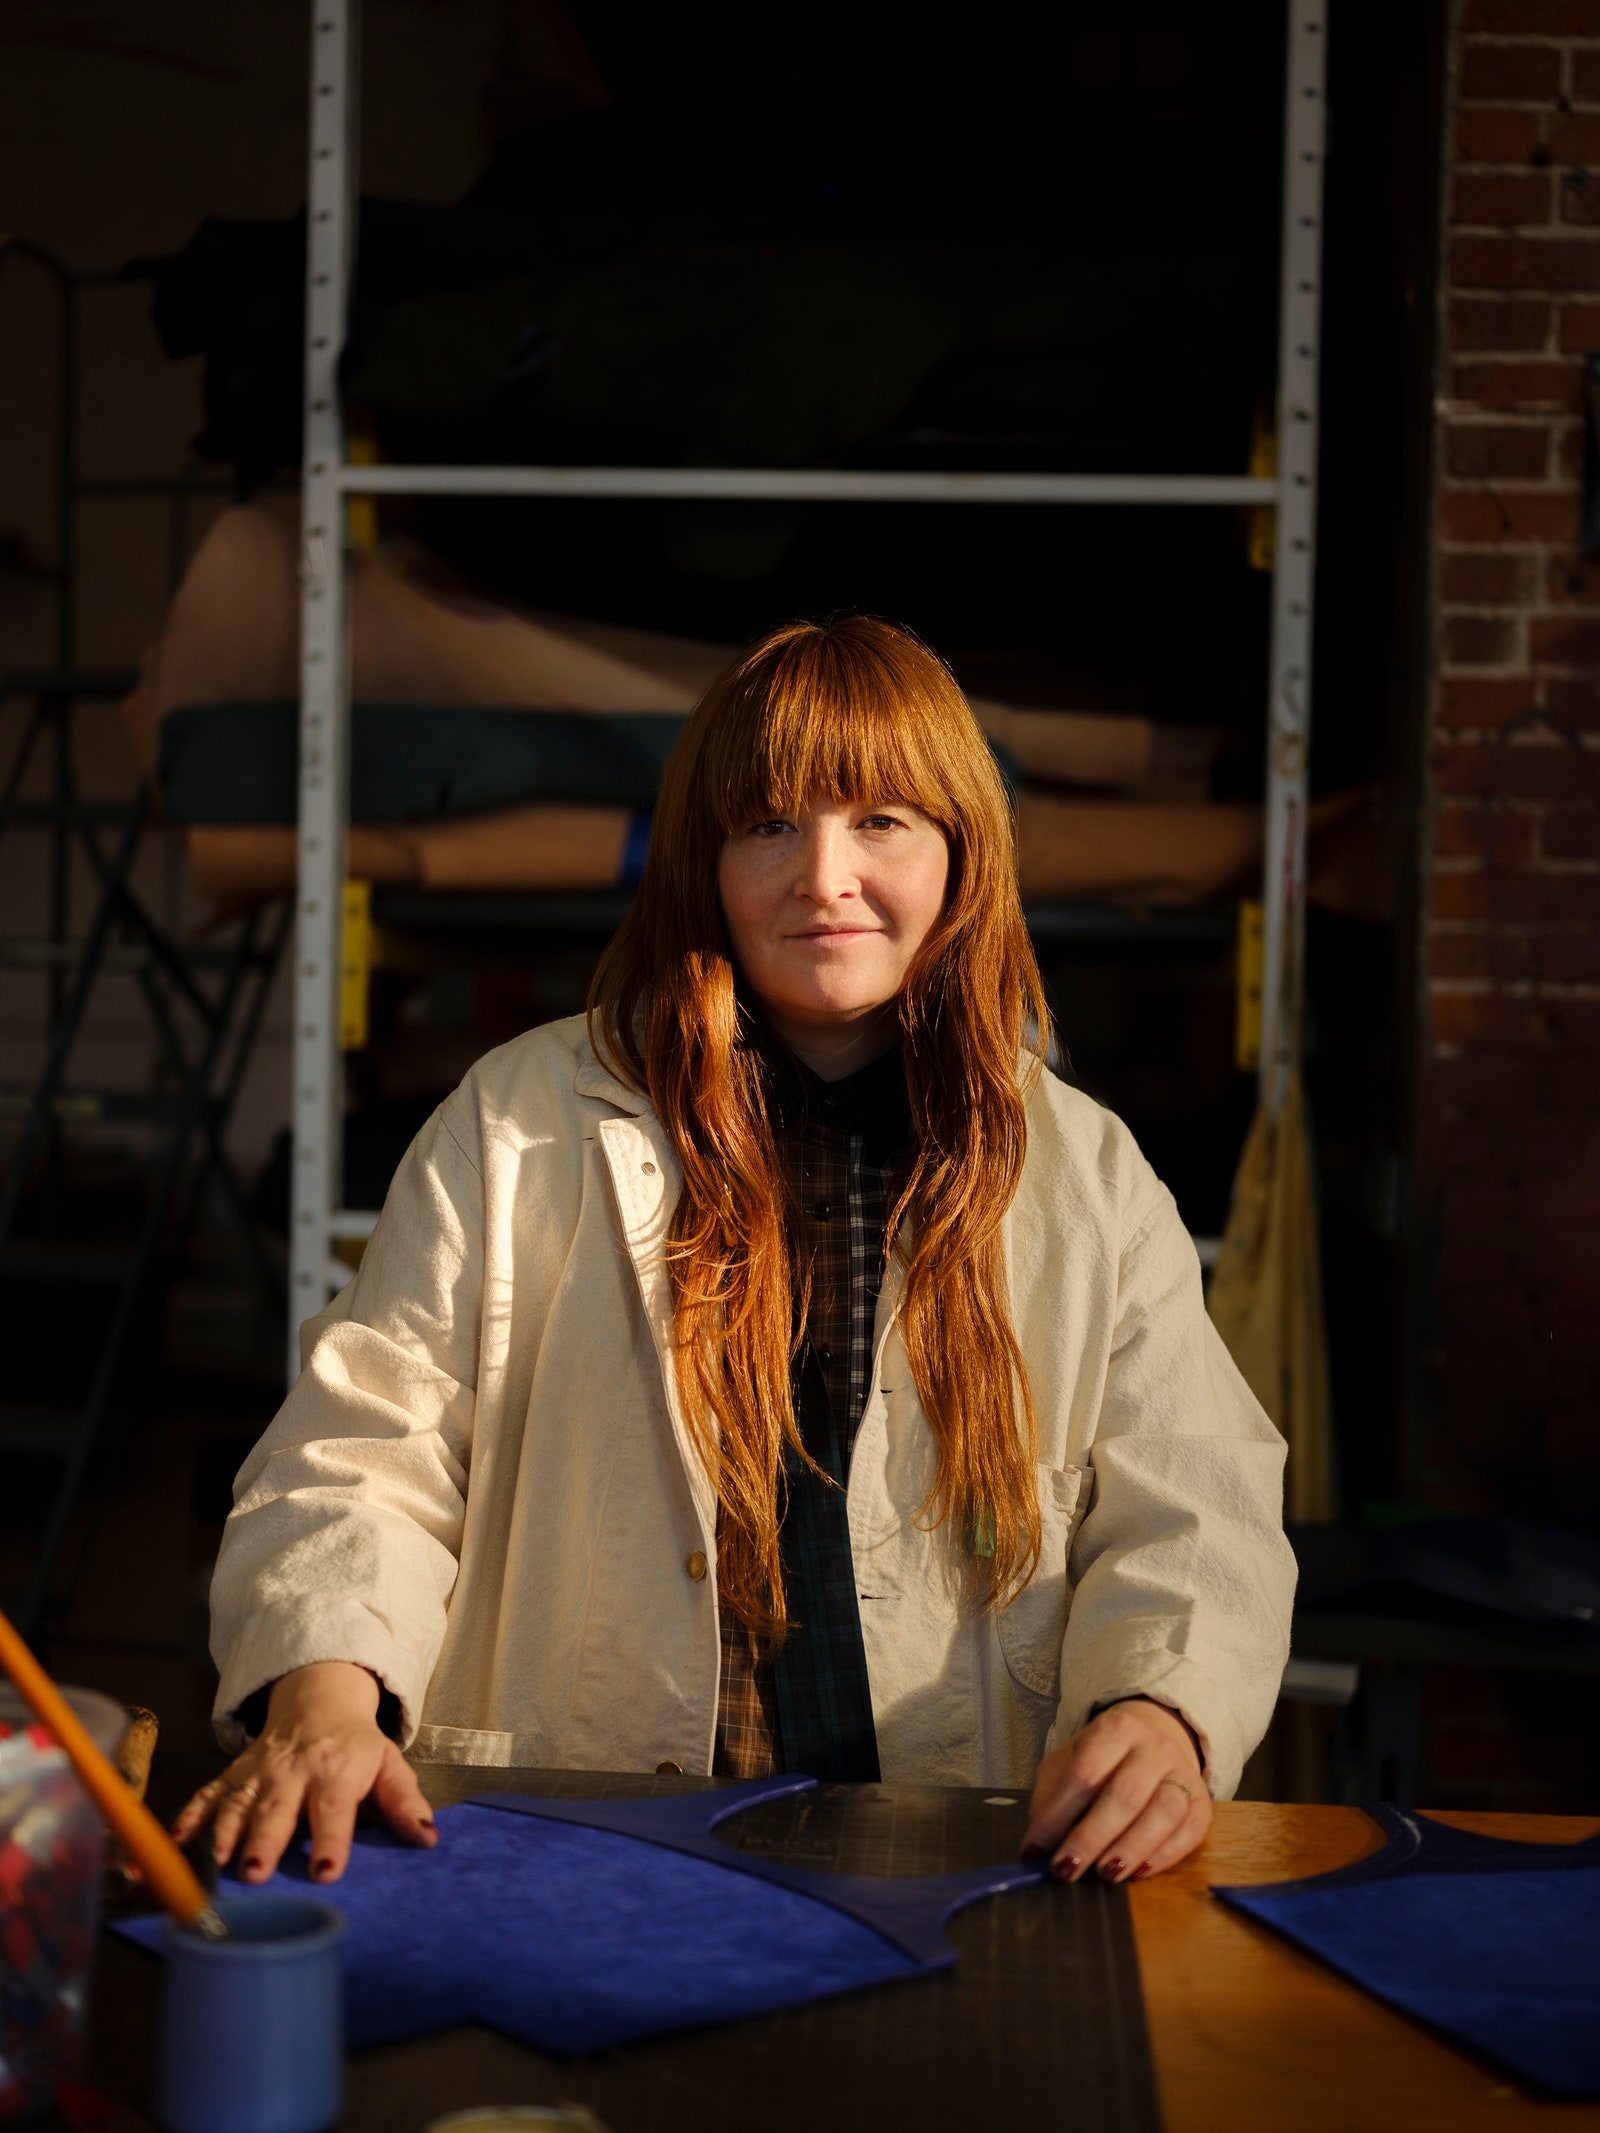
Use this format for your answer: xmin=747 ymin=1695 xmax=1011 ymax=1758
xmin=0 ymin=671 xmax=291 ymax=1636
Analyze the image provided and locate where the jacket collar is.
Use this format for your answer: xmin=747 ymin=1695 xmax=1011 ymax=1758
xmin=572 ymin=1038 xmax=653 ymax=1120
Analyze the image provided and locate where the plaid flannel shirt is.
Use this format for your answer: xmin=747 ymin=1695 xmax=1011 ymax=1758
xmin=712 ymin=1043 xmax=912 ymax=1780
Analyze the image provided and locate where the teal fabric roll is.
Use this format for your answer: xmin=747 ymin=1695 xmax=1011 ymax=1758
xmin=160 ymin=702 xmax=688 ymax=823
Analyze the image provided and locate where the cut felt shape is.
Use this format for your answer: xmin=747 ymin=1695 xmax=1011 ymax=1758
xmin=119 ymin=1776 xmax=1045 ymax=2056
xmin=1216 ymin=1805 xmax=1600 ymax=2099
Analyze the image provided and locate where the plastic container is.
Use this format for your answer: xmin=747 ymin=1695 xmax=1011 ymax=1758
xmin=0 ymin=1685 xmax=126 ymax=2121
xmin=154 ymin=1897 xmax=344 ymax=2133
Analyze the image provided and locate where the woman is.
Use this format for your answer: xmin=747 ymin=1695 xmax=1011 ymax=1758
xmin=180 ymin=616 xmax=1294 ymax=1893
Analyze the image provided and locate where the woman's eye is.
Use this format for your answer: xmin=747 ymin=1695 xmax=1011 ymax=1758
xmin=861 ymin=813 xmax=902 ymax=832
xmin=748 ymin=818 xmax=792 ymax=838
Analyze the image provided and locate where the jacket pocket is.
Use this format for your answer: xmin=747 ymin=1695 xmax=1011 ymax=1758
xmin=996 ymin=1464 xmax=1088 ymax=1702
xmin=410 ymin=1722 xmax=519 ymax=1767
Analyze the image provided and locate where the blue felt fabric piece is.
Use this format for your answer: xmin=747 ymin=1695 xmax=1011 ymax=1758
xmin=1216 ymin=1805 xmax=1600 ymax=2098
xmin=119 ymin=1778 xmax=1044 ymax=2056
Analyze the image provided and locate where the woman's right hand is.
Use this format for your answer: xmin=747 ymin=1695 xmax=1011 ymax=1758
xmin=171 ymin=1660 xmax=437 ymax=1885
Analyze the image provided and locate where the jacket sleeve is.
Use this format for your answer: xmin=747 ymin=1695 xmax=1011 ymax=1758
xmin=1051 ymin=1179 xmax=1297 ymax=1798
xmin=209 ymin=1091 xmax=485 ymax=1750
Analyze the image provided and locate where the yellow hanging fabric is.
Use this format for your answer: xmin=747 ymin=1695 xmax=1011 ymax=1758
xmin=1207 ymin=1065 xmax=1336 ymax=1522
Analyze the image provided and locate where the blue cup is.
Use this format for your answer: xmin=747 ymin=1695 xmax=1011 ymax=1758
xmin=153 ymin=1897 xmax=345 ymax=2133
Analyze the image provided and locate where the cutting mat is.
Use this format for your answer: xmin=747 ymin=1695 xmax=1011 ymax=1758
xmin=347 ymin=1765 xmax=1165 ymax=2133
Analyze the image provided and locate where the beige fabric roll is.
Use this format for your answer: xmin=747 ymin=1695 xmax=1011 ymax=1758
xmin=129 ymin=500 xmax=1193 ymax=795
xmin=1208 ymin=1069 xmax=1337 ymax=1524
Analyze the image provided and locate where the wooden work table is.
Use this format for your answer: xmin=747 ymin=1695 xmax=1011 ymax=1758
xmin=1135 ymin=1799 xmax=1600 ymax=2132
xmin=94 ymin=1761 xmax=1599 ymax=2133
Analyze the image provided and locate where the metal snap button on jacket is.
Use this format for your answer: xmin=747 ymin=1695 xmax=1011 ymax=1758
xmin=654 ymin=1759 xmax=683 ymax=1776
xmin=686 ymin=1551 xmax=707 ymax=1581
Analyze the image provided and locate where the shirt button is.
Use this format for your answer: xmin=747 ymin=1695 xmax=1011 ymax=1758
xmin=641 ymin=1161 xmax=657 ymax=1174
xmin=812 ymin=1199 xmax=832 ymax=1220
xmin=686 ymin=1550 xmax=708 ymax=1581
xmin=817 ymin=1345 xmax=834 ymax=1369
xmin=655 ymin=1759 xmax=683 ymax=1776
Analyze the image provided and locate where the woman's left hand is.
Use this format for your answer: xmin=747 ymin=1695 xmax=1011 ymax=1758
xmin=1022 ymin=1697 xmax=1211 ymax=1884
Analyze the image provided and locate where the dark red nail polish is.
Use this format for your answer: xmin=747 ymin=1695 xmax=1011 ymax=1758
xmin=1020 ymin=1841 xmax=1045 ymax=1860
xmin=313 ymin=1858 xmax=333 ymax=1879
xmin=1101 ymin=1856 xmax=1125 ymax=1880
xmin=1133 ymin=1864 xmax=1153 ymax=1880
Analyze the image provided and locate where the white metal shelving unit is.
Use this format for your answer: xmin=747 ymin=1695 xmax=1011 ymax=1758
xmin=290 ymin=0 xmax=1328 ymax=1375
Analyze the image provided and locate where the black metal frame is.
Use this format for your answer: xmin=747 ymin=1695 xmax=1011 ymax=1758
xmin=0 ymin=241 xmax=290 ymax=1637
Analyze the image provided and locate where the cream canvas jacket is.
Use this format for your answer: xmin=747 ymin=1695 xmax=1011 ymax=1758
xmin=211 ymin=1014 xmax=1296 ymax=1797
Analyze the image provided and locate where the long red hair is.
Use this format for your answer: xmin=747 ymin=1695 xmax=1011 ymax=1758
xmin=589 ymin=615 xmax=1051 ymax=1639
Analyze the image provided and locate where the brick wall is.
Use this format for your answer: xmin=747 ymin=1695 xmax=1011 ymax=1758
xmin=1421 ymin=0 xmax=1600 ymax=1544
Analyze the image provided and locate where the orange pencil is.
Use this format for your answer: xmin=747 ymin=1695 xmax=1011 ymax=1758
xmin=0 ymin=1603 xmax=226 ymax=1939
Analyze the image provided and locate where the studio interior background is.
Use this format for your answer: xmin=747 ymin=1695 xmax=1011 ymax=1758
xmin=0 ymin=0 xmax=1596 ymax=1808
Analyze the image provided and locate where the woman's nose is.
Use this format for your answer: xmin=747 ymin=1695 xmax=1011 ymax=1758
xmin=794 ymin=822 xmax=855 ymax=902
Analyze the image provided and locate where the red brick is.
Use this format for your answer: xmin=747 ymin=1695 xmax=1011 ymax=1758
xmin=1432 ymin=865 xmax=1600 ymax=919
xmin=1439 ymin=485 xmax=1580 ymax=539
xmin=1560 ymin=169 xmax=1600 ymax=227
xmin=1461 ymin=40 xmax=1565 ymax=101
xmin=1546 ymin=561 xmax=1600 ymax=619
xmin=1523 ymin=930 xmax=1600 ymax=978
xmin=1465 ymin=0 xmax=1600 ymax=26
xmin=1441 ymin=550 xmax=1538 ymax=604
xmin=1435 ymin=738 xmax=1597 ymax=798
xmin=1424 ymin=1046 xmax=1592 ymax=1111
xmin=1557 ymin=297 xmax=1600 ymax=347
xmin=1547 ymin=109 xmax=1600 ymax=160
xmin=1531 ymin=612 xmax=1600 ymax=662
xmin=1437 ymin=675 xmax=1538 ymax=729
xmin=1444 ymin=612 xmax=1525 ymax=666
xmin=1428 ymin=931 xmax=1533 ymax=982
xmin=1451 ymin=358 xmax=1586 ymax=411
xmin=1453 ymin=297 xmax=1553 ymax=351
xmin=1574 ymin=48 xmax=1600 ymax=102
xmin=1558 ymin=421 xmax=1588 ymax=476
xmin=1544 ymin=546 xmax=1600 ymax=605
xmin=1456 ymin=170 xmax=1557 ymax=227
xmin=1452 ymin=234 xmax=1600 ymax=292
xmin=1446 ymin=420 xmax=1553 ymax=477
xmin=1435 ymin=802 xmax=1538 ymax=864
xmin=1456 ymin=108 xmax=1548 ymax=163
xmin=1542 ymin=806 xmax=1600 ymax=857
xmin=1544 ymin=676 xmax=1600 ymax=727
xmin=1430 ymin=988 xmax=1600 ymax=1047
xmin=1433 ymin=924 xmax=1600 ymax=984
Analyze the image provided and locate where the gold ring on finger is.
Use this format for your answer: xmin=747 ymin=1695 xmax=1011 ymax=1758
xmin=1159 ymin=1776 xmax=1194 ymax=1800
xmin=223 ymin=1780 xmax=262 ymax=1802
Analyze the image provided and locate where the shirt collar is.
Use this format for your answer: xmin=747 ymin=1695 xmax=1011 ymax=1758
xmin=766 ymin=1038 xmax=913 ymax=1160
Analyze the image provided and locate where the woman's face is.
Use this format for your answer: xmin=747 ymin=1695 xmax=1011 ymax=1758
xmin=718 ymin=794 xmax=950 ymax=1071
